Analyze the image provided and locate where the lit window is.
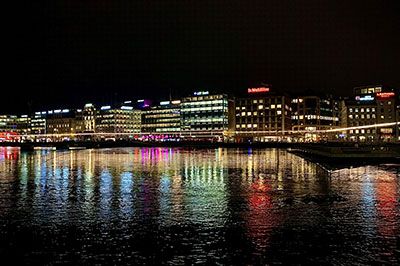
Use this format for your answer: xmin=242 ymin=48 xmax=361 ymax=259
xmin=258 ymin=105 xmax=263 ymax=110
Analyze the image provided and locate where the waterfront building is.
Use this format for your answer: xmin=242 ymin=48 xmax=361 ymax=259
xmin=30 ymin=112 xmax=47 ymax=135
xmin=141 ymin=100 xmax=181 ymax=140
xmin=0 ymin=115 xmax=30 ymax=136
xmin=77 ymin=103 xmax=96 ymax=133
xmin=46 ymin=109 xmax=78 ymax=137
xmin=95 ymin=103 xmax=141 ymax=138
xmin=234 ymin=87 xmax=291 ymax=142
xmin=346 ymin=85 xmax=397 ymax=142
xmin=0 ymin=115 xmax=18 ymax=133
xmin=180 ymin=91 xmax=234 ymax=140
xmin=15 ymin=115 xmax=31 ymax=135
xmin=291 ymin=95 xmax=339 ymax=141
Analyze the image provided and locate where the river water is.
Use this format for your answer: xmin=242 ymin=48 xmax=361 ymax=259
xmin=0 ymin=147 xmax=399 ymax=265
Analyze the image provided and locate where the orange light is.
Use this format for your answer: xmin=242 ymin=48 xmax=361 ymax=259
xmin=248 ymin=87 xmax=270 ymax=93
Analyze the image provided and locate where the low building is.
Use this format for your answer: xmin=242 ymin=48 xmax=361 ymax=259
xmin=291 ymin=95 xmax=339 ymax=141
xmin=234 ymin=87 xmax=291 ymax=142
xmin=46 ymin=109 xmax=78 ymax=137
xmin=180 ymin=91 xmax=234 ymax=140
xmin=30 ymin=112 xmax=47 ymax=135
xmin=96 ymin=104 xmax=141 ymax=138
xmin=345 ymin=85 xmax=397 ymax=142
xmin=141 ymin=100 xmax=181 ymax=140
xmin=76 ymin=103 xmax=97 ymax=133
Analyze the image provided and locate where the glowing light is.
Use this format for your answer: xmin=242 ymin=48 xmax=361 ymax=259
xmin=193 ymin=91 xmax=209 ymax=96
xmin=171 ymin=100 xmax=181 ymax=105
xmin=355 ymin=95 xmax=374 ymax=101
xmin=160 ymin=101 xmax=170 ymax=106
xmin=85 ymin=103 xmax=94 ymax=108
xmin=101 ymin=106 xmax=111 ymax=110
xmin=121 ymin=106 xmax=133 ymax=110
xmin=248 ymin=87 xmax=270 ymax=93
xmin=376 ymin=92 xmax=395 ymax=99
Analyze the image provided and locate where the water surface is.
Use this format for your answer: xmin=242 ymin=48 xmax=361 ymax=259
xmin=0 ymin=147 xmax=399 ymax=265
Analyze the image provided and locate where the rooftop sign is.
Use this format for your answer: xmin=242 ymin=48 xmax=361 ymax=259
xmin=355 ymin=95 xmax=374 ymax=101
xmin=194 ymin=91 xmax=209 ymax=96
xmin=248 ymin=87 xmax=270 ymax=94
xmin=376 ymin=92 xmax=395 ymax=99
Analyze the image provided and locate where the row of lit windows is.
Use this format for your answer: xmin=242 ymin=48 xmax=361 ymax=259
xmin=181 ymin=106 xmax=226 ymax=112
xmin=183 ymin=95 xmax=224 ymax=102
xmin=182 ymin=99 xmax=225 ymax=106
xmin=236 ymin=124 xmax=283 ymax=129
xmin=348 ymin=114 xmax=376 ymax=119
xmin=348 ymin=107 xmax=375 ymax=113
xmin=349 ymin=129 xmax=377 ymax=134
xmin=291 ymin=115 xmax=338 ymax=121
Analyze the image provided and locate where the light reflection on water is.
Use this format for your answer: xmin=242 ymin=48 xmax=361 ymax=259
xmin=0 ymin=147 xmax=399 ymax=265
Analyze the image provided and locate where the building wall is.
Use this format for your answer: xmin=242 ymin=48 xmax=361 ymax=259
xmin=141 ymin=102 xmax=181 ymax=134
xmin=234 ymin=94 xmax=291 ymax=141
xmin=96 ymin=108 xmax=141 ymax=135
xmin=181 ymin=93 xmax=230 ymax=139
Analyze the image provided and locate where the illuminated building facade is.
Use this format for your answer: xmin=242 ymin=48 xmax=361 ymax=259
xmin=15 ymin=115 xmax=31 ymax=135
xmin=234 ymin=87 xmax=291 ymax=141
xmin=0 ymin=115 xmax=30 ymax=135
xmin=77 ymin=103 xmax=96 ymax=133
xmin=141 ymin=100 xmax=181 ymax=138
xmin=180 ymin=91 xmax=234 ymax=139
xmin=96 ymin=104 xmax=141 ymax=136
xmin=291 ymin=95 xmax=339 ymax=141
xmin=346 ymin=85 xmax=397 ymax=141
xmin=0 ymin=115 xmax=18 ymax=133
xmin=30 ymin=112 xmax=47 ymax=135
xmin=46 ymin=109 xmax=78 ymax=136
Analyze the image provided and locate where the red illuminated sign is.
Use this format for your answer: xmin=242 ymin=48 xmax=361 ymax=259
xmin=376 ymin=92 xmax=395 ymax=99
xmin=248 ymin=87 xmax=270 ymax=93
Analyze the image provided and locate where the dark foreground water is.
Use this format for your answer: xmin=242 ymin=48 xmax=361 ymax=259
xmin=0 ymin=147 xmax=399 ymax=265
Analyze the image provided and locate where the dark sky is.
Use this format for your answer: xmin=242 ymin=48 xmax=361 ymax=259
xmin=4 ymin=0 xmax=400 ymax=113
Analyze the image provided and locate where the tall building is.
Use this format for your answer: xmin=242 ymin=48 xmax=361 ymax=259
xmin=345 ymin=85 xmax=397 ymax=142
xmin=96 ymin=104 xmax=141 ymax=138
xmin=141 ymin=100 xmax=181 ymax=140
xmin=234 ymin=87 xmax=291 ymax=142
xmin=291 ymin=95 xmax=339 ymax=141
xmin=180 ymin=91 xmax=234 ymax=140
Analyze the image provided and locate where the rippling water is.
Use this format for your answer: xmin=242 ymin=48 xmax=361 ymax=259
xmin=0 ymin=147 xmax=399 ymax=265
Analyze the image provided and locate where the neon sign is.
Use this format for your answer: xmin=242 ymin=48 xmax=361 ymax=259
xmin=194 ymin=91 xmax=209 ymax=96
xmin=355 ymin=95 xmax=374 ymax=101
xmin=376 ymin=92 xmax=395 ymax=99
xmin=248 ymin=87 xmax=270 ymax=93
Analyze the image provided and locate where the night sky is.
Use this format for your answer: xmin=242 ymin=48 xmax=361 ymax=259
xmin=4 ymin=0 xmax=400 ymax=113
